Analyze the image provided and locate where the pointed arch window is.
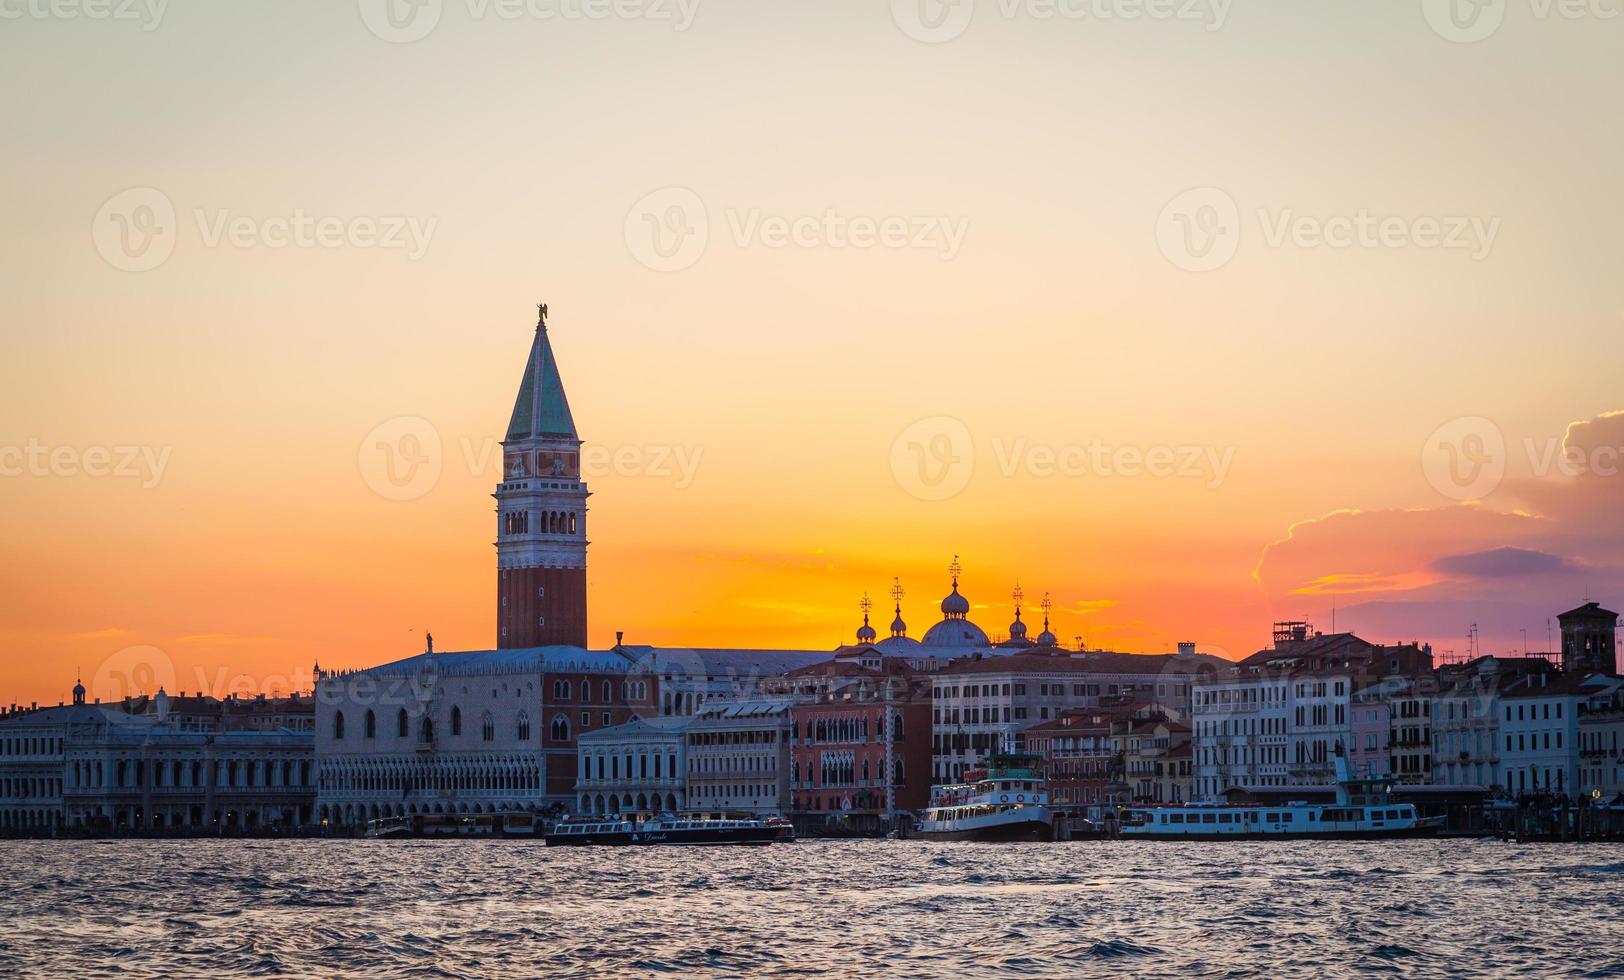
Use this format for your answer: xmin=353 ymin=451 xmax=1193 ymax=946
xmin=333 ymin=712 xmax=345 ymax=740
xmin=451 ymin=706 xmax=462 ymax=737
xmin=551 ymin=715 xmax=570 ymax=741
xmin=517 ymin=710 xmax=531 ymax=741
xmin=482 ymin=713 xmax=496 ymax=743
xmin=364 ymin=710 xmax=376 ymax=739
xmin=397 ymin=708 xmax=409 ymax=738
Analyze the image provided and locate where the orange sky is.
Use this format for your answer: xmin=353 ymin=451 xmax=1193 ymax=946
xmin=3 ymin=4 xmax=1623 ymax=706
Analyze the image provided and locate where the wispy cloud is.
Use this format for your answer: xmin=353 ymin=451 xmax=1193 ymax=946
xmin=67 ymin=627 xmax=131 ymax=640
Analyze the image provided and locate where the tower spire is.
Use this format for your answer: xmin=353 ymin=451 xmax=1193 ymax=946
xmin=888 ymin=577 xmax=908 ymax=639
xmin=496 ymin=302 xmax=589 ymax=649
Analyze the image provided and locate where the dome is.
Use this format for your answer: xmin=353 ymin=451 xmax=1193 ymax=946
xmin=1008 ymin=617 xmax=1027 ymax=639
xmin=856 ymin=616 xmax=877 ymax=643
xmin=940 ymin=583 xmax=970 ymax=617
xmin=922 ymin=618 xmax=991 ymax=647
xmin=1036 ymin=628 xmax=1058 ymax=646
xmin=890 ymin=611 xmax=907 ymax=635
xmin=877 ymin=634 xmax=924 ymax=654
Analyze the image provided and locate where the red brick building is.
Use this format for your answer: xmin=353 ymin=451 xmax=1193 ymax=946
xmin=772 ymin=657 xmax=933 ymax=832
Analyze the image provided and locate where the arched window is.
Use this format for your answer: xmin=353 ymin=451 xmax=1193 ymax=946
xmin=333 ymin=712 xmax=345 ymax=740
xmin=482 ymin=713 xmax=495 ymax=743
xmin=451 ymin=706 xmax=462 ymax=737
xmin=364 ymin=710 xmax=376 ymax=738
xmin=397 ymin=709 xmax=409 ymax=738
xmin=420 ymin=718 xmax=435 ymax=744
xmin=551 ymin=715 xmax=570 ymax=741
xmin=517 ymin=711 xmax=531 ymax=741
xmin=603 ymin=680 xmax=612 ymax=702
xmin=569 ymin=512 xmax=577 ymax=534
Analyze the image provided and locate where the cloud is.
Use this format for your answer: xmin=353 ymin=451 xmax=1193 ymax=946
xmin=1253 ymin=408 xmax=1624 ymax=653
xmin=173 ymin=633 xmax=277 ymax=647
xmin=1065 ymin=598 xmax=1123 ymax=615
xmin=1431 ymin=547 xmax=1572 ymax=579
xmin=68 ymin=628 xmax=132 ymax=640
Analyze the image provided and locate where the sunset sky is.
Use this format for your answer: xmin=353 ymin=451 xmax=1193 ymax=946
xmin=3 ymin=1 xmax=1621 ymax=706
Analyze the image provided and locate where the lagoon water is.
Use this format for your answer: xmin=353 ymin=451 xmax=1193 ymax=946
xmin=1 ymin=838 xmax=1620 ymax=977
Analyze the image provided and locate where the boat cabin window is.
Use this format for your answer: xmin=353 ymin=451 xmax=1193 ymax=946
xmin=1218 ymin=813 xmax=1234 ymax=824
xmin=1201 ymin=813 xmax=1217 ymax=824
xmin=1168 ymin=813 xmax=1184 ymax=824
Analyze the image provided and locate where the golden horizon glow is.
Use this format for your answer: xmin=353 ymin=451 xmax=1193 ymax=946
xmin=4 ymin=5 xmax=1624 ymax=705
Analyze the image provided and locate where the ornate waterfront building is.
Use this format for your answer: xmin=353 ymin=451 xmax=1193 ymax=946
xmin=1 ymin=682 xmax=316 ymax=835
xmin=315 ymin=645 xmax=655 ymax=828
xmin=574 ymin=715 xmax=690 ymax=815
xmin=685 ymin=697 xmax=794 ymax=817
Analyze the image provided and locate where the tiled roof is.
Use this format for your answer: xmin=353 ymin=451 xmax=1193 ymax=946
xmin=506 ymin=318 xmax=577 ymax=441
xmin=937 ymin=651 xmax=1223 ymax=677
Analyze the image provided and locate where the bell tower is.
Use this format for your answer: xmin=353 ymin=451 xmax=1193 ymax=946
xmin=496 ymin=303 xmax=589 ymax=648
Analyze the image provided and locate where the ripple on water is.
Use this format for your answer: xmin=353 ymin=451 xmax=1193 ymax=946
xmin=2 ymin=839 xmax=1623 ymax=978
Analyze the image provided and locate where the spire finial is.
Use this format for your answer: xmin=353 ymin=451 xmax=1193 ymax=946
xmin=1041 ymin=591 xmax=1052 ymax=629
xmin=948 ymin=555 xmax=962 ymax=587
xmin=537 ymin=302 xmax=548 ymax=330
xmin=890 ymin=577 xmax=905 ymax=606
xmin=860 ymin=592 xmax=873 ymax=619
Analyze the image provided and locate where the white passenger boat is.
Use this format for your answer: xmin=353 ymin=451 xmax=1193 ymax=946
xmin=1121 ymin=748 xmax=1442 ymax=841
xmin=918 ymin=754 xmax=1053 ymax=842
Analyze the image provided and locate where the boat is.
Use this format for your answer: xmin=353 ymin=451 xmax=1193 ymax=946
xmin=918 ymin=754 xmax=1054 ymax=842
xmin=544 ymin=813 xmax=777 ymax=846
xmin=1120 ymin=746 xmax=1444 ymax=841
xmin=764 ymin=816 xmax=797 ymax=842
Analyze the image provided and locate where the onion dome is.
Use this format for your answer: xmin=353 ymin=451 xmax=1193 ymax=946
xmin=890 ymin=608 xmax=908 ymax=638
xmin=1009 ymin=607 xmax=1028 ymax=640
xmin=856 ymin=593 xmax=878 ymax=643
xmin=1036 ymin=590 xmax=1057 ymax=646
xmin=940 ymin=583 xmax=970 ymax=618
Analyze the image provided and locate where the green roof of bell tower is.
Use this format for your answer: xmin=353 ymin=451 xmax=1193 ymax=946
xmin=506 ymin=303 xmax=579 ymax=442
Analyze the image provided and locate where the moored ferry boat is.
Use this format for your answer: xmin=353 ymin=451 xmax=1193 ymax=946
xmin=1121 ymin=748 xmax=1443 ymax=841
xmin=1120 ymin=801 xmax=1439 ymax=840
xmin=545 ymin=813 xmax=776 ymax=846
xmin=918 ymin=754 xmax=1053 ymax=842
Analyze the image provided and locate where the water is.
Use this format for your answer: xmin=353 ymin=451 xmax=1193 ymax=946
xmin=1 ymin=839 xmax=1620 ymax=978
